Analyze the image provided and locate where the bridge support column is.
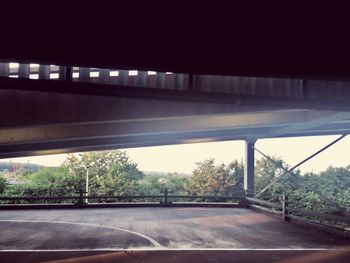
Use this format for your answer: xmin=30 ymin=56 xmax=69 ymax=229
xmin=244 ymin=140 xmax=256 ymax=197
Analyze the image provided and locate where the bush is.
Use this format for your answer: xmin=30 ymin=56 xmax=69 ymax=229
xmin=0 ymin=176 xmax=6 ymax=194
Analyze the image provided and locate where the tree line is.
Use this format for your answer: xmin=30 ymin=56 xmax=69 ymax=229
xmin=0 ymin=150 xmax=349 ymax=214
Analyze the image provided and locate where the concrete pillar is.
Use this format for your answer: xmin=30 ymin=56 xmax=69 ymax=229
xmin=79 ymin=67 xmax=90 ymax=82
xmin=18 ymin=64 xmax=30 ymax=78
xmin=244 ymin=140 xmax=256 ymax=196
xmin=39 ymin=65 xmax=50 ymax=80
xmin=137 ymin=71 xmax=148 ymax=87
xmin=119 ymin=70 xmax=128 ymax=85
xmin=99 ymin=69 xmax=110 ymax=84
xmin=0 ymin=62 xmax=9 ymax=77
xmin=59 ymin=66 xmax=72 ymax=81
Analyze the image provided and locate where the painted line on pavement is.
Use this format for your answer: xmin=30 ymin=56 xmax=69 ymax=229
xmin=0 ymin=219 xmax=162 ymax=248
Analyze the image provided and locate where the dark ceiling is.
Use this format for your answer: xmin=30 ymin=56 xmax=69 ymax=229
xmin=1 ymin=4 xmax=349 ymax=81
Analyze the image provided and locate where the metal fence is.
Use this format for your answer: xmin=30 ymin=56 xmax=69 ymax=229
xmin=246 ymin=195 xmax=350 ymax=226
xmin=0 ymin=189 xmax=245 ymax=208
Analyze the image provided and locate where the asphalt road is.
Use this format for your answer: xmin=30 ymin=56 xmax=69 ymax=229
xmin=0 ymin=208 xmax=349 ymax=262
xmin=0 ymin=207 xmax=348 ymax=249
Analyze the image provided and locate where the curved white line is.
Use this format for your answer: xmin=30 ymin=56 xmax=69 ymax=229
xmin=0 ymin=248 xmax=345 ymax=252
xmin=0 ymin=219 xmax=162 ymax=248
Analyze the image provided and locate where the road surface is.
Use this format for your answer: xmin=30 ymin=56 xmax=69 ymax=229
xmin=0 ymin=207 xmax=348 ymax=262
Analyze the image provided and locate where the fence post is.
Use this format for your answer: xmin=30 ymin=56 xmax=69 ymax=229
xmin=243 ymin=190 xmax=248 ymax=208
xmin=164 ymin=188 xmax=168 ymax=206
xmin=281 ymin=193 xmax=289 ymax=221
xmin=79 ymin=189 xmax=84 ymax=207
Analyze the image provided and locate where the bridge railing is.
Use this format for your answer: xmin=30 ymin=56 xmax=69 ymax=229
xmin=0 ymin=189 xmax=245 ymax=208
xmin=1 ymin=191 xmax=348 ymax=229
xmin=246 ymin=194 xmax=350 ymax=226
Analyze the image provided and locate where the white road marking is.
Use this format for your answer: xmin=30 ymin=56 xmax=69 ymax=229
xmin=0 ymin=248 xmax=346 ymax=252
xmin=0 ymin=219 xmax=162 ymax=248
xmin=0 ymin=220 xmax=347 ymax=252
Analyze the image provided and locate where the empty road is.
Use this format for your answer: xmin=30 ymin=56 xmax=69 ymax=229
xmin=0 ymin=207 xmax=349 ymax=262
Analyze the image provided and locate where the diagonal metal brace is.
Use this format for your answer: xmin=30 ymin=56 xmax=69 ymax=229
xmin=253 ymin=134 xmax=348 ymax=206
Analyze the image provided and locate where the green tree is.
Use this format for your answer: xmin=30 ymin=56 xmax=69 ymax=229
xmin=63 ymin=154 xmax=85 ymax=192
xmin=189 ymin=159 xmax=244 ymax=195
xmin=254 ymin=156 xmax=349 ymax=215
xmin=0 ymin=176 xmax=6 ymax=194
xmin=255 ymin=156 xmax=302 ymax=200
xmin=139 ymin=173 xmax=190 ymax=195
xmin=98 ymin=161 xmax=144 ymax=195
xmin=63 ymin=150 xmax=143 ymax=195
xmin=4 ymin=150 xmax=145 ymax=198
xmin=297 ymin=167 xmax=350 ymax=213
xmin=67 ymin=150 xmax=143 ymax=195
xmin=5 ymin=166 xmax=76 ymax=197
xmin=165 ymin=173 xmax=190 ymax=194
xmin=139 ymin=175 xmax=163 ymax=195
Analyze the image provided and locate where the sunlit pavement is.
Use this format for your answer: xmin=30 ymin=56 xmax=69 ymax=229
xmin=0 ymin=208 xmax=349 ymax=262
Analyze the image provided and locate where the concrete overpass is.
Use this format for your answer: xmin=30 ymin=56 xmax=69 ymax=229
xmin=1 ymin=7 xmax=350 ymax=261
xmin=1 ymin=61 xmax=350 ymax=195
xmin=1 ymin=6 xmax=350 ymax=262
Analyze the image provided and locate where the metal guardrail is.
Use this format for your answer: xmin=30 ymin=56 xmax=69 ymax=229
xmin=246 ymin=194 xmax=350 ymax=225
xmin=0 ymin=189 xmax=245 ymax=207
xmin=2 ymin=190 xmax=347 ymax=226
xmin=286 ymin=206 xmax=350 ymax=225
xmin=0 ymin=196 xmax=78 ymax=201
xmin=246 ymin=197 xmax=282 ymax=209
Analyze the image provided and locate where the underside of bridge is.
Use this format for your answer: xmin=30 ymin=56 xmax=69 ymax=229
xmin=1 ymin=62 xmax=350 ymax=196
xmin=1 ymin=7 xmax=350 ymax=262
xmin=2 ymin=5 xmax=350 ymax=159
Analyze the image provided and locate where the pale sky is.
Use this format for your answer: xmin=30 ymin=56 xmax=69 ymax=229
xmin=1 ymin=135 xmax=349 ymax=174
